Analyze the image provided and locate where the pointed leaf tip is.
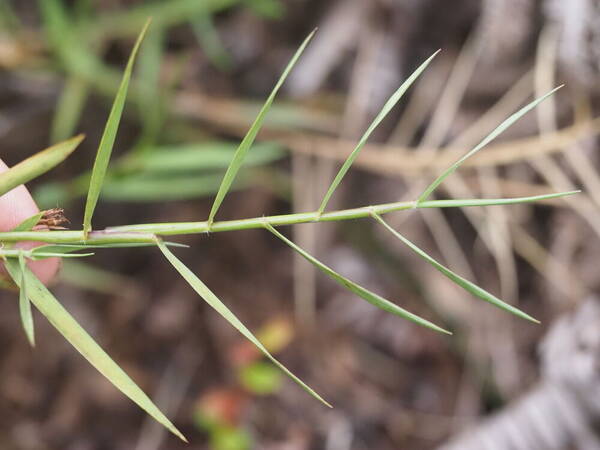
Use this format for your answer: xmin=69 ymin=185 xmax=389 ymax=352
xmin=155 ymin=239 xmax=331 ymax=408
xmin=265 ymin=223 xmax=451 ymax=335
xmin=207 ymin=30 xmax=315 ymax=226
xmin=0 ymin=134 xmax=84 ymax=197
xmin=371 ymin=212 xmax=539 ymax=324
xmin=417 ymin=85 xmax=563 ymax=204
xmin=318 ymin=49 xmax=439 ymax=214
xmin=83 ymin=21 xmax=150 ymax=236
xmin=3 ymin=259 xmax=186 ymax=440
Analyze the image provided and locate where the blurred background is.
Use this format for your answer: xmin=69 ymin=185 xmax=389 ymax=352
xmin=2 ymin=0 xmax=600 ymax=449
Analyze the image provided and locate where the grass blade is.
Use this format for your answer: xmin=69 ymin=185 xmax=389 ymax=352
xmin=417 ymin=190 xmax=580 ymax=208
xmin=3 ymin=259 xmax=187 ymax=442
xmin=0 ymin=249 xmax=94 ymax=260
xmin=265 ymin=222 xmax=451 ymax=334
xmin=40 ymin=242 xmax=187 ymax=251
xmin=18 ymin=252 xmax=35 ymax=347
xmin=155 ymin=239 xmax=331 ymax=407
xmin=417 ymin=86 xmax=563 ymax=204
xmin=82 ymin=20 xmax=150 ymax=236
xmin=317 ymin=50 xmax=440 ymax=214
xmin=12 ymin=212 xmax=44 ymax=233
xmin=206 ymin=30 xmax=315 ymax=227
xmin=371 ymin=212 xmax=539 ymax=323
xmin=0 ymin=135 xmax=84 ymax=196
xmin=29 ymin=252 xmax=95 ymax=259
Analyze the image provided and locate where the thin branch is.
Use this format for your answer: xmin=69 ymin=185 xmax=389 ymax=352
xmin=0 ymin=192 xmax=578 ymax=245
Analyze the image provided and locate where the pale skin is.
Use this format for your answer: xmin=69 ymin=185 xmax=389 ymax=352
xmin=0 ymin=158 xmax=60 ymax=284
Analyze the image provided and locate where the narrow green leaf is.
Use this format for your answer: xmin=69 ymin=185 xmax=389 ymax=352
xmin=32 ymin=245 xmax=90 ymax=255
xmin=12 ymin=212 xmax=44 ymax=233
xmin=155 ymin=239 xmax=331 ymax=407
xmin=0 ymin=135 xmax=84 ymax=196
xmin=207 ymin=30 xmax=315 ymax=227
xmin=265 ymin=223 xmax=451 ymax=334
xmin=371 ymin=212 xmax=539 ymax=323
xmin=416 ymin=190 xmax=581 ymax=208
xmin=417 ymin=86 xmax=563 ymax=204
xmin=31 ymin=242 xmax=187 ymax=255
xmin=82 ymin=20 xmax=151 ymax=236
xmin=30 ymin=252 xmax=95 ymax=260
xmin=18 ymin=252 xmax=35 ymax=347
xmin=0 ymin=249 xmax=94 ymax=260
xmin=3 ymin=259 xmax=187 ymax=442
xmin=317 ymin=50 xmax=440 ymax=214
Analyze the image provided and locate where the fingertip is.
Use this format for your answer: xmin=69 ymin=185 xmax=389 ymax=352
xmin=0 ymin=159 xmax=40 ymax=231
xmin=0 ymin=158 xmax=60 ymax=284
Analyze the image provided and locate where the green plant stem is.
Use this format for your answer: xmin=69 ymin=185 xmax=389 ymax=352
xmin=0 ymin=192 xmax=577 ymax=245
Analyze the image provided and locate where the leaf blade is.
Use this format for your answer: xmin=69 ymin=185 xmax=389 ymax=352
xmin=371 ymin=212 xmax=539 ymax=323
xmin=3 ymin=259 xmax=187 ymax=442
xmin=155 ymin=239 xmax=331 ymax=407
xmin=317 ymin=50 xmax=440 ymax=214
xmin=82 ymin=20 xmax=150 ymax=236
xmin=265 ymin=223 xmax=451 ymax=334
xmin=207 ymin=30 xmax=315 ymax=227
xmin=417 ymin=190 xmax=580 ymax=208
xmin=18 ymin=253 xmax=35 ymax=347
xmin=12 ymin=212 xmax=44 ymax=233
xmin=0 ymin=135 xmax=84 ymax=197
xmin=417 ymin=86 xmax=563 ymax=204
